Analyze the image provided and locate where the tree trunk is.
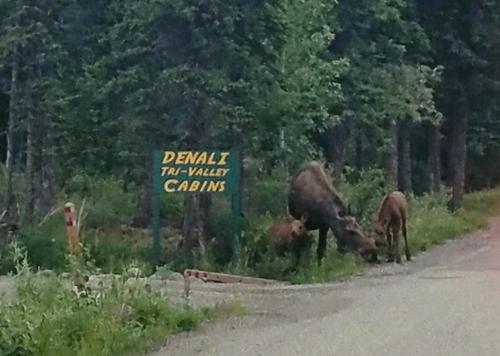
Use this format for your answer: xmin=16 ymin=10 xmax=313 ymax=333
xmin=385 ymin=119 xmax=399 ymax=189
xmin=180 ymin=103 xmax=210 ymax=255
xmin=38 ymin=117 xmax=56 ymax=215
xmin=428 ymin=122 xmax=441 ymax=193
xmin=324 ymin=125 xmax=348 ymax=184
xmin=199 ymin=193 xmax=212 ymax=254
xmin=448 ymin=99 xmax=468 ymax=211
xmin=354 ymin=128 xmax=364 ymax=171
xmin=5 ymin=51 xmax=19 ymax=223
xmin=25 ymin=96 xmax=36 ymax=221
xmin=131 ymin=169 xmax=152 ymax=228
xmin=399 ymin=122 xmax=412 ymax=193
xmin=279 ymin=129 xmax=288 ymax=174
xmin=446 ymin=120 xmax=455 ymax=187
xmin=181 ymin=193 xmax=204 ymax=254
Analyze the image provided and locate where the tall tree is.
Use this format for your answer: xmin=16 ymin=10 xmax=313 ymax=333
xmin=87 ymin=0 xmax=285 ymax=254
xmin=331 ymin=0 xmax=436 ymax=189
xmin=0 ymin=0 xmax=85 ymax=220
xmin=417 ymin=0 xmax=500 ymax=210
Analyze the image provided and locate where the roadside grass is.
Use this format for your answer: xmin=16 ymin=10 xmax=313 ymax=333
xmin=282 ymin=188 xmax=500 ymax=284
xmin=4 ymin=172 xmax=500 ymax=289
xmin=288 ymin=251 xmax=364 ymax=284
xmin=173 ymin=187 xmax=500 ymax=285
xmin=0 ymin=245 xmax=238 ymax=356
xmin=408 ymin=188 xmax=500 ymax=253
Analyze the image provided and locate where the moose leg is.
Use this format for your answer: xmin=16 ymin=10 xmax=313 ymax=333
xmin=403 ymin=218 xmax=411 ymax=261
xmin=317 ymin=227 xmax=328 ymax=265
xmin=386 ymin=230 xmax=394 ymax=262
xmin=392 ymin=225 xmax=402 ymax=264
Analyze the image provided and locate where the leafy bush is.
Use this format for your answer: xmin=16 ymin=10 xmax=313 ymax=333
xmin=13 ymin=215 xmax=153 ymax=275
xmin=224 ymin=214 xmax=316 ymax=280
xmin=159 ymin=192 xmax=185 ymax=229
xmin=407 ymin=188 xmax=500 ymax=253
xmin=208 ymin=202 xmax=237 ymax=266
xmin=85 ymin=229 xmax=153 ymax=275
xmin=64 ymin=174 xmax=135 ymax=228
xmin=21 ymin=213 xmax=68 ymax=272
xmin=244 ymin=174 xmax=288 ymax=217
xmin=340 ymin=168 xmax=387 ymax=229
xmin=0 ymin=241 xmax=17 ymax=275
xmin=0 ymin=245 xmax=205 ymax=356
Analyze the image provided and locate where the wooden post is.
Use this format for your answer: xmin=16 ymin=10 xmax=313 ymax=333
xmin=64 ymin=203 xmax=79 ymax=254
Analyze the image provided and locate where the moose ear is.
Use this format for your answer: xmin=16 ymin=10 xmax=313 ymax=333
xmin=300 ymin=213 xmax=308 ymax=224
xmin=342 ymin=216 xmax=356 ymax=229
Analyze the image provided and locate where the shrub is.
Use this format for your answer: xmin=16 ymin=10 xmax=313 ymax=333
xmin=244 ymin=174 xmax=288 ymax=217
xmin=208 ymin=202 xmax=236 ymax=266
xmin=340 ymin=168 xmax=387 ymax=229
xmin=21 ymin=213 xmax=68 ymax=272
xmin=0 ymin=241 xmax=17 ymax=275
xmin=64 ymin=174 xmax=135 ymax=228
xmin=159 ymin=192 xmax=185 ymax=229
xmin=398 ymin=188 xmax=500 ymax=255
xmin=85 ymin=229 xmax=153 ymax=275
xmin=16 ymin=215 xmax=153 ymax=275
xmin=0 ymin=244 xmax=205 ymax=356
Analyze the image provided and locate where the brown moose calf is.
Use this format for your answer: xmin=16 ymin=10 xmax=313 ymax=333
xmin=266 ymin=216 xmax=310 ymax=261
xmin=373 ymin=191 xmax=411 ymax=264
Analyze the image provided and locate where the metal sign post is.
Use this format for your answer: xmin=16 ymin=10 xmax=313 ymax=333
xmin=229 ymin=149 xmax=241 ymax=262
xmin=152 ymin=151 xmax=162 ymax=267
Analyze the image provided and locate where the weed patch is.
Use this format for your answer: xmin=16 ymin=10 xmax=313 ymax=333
xmin=0 ymin=245 xmax=205 ymax=356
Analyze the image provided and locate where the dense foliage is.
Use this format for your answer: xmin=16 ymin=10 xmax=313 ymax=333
xmin=2 ymin=0 xmax=500 ymax=274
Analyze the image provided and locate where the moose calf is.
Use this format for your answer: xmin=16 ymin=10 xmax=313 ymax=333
xmin=266 ymin=216 xmax=310 ymax=261
xmin=373 ymin=191 xmax=411 ymax=264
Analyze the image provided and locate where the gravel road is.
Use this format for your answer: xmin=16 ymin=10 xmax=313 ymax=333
xmin=150 ymin=217 xmax=500 ymax=356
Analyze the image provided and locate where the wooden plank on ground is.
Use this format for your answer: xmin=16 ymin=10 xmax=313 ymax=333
xmin=183 ymin=269 xmax=288 ymax=285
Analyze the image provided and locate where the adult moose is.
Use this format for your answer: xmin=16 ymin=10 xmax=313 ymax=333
xmin=288 ymin=161 xmax=378 ymax=265
xmin=373 ymin=191 xmax=411 ymax=263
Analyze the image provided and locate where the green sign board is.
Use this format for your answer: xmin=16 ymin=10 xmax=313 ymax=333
xmin=151 ymin=150 xmax=241 ymax=266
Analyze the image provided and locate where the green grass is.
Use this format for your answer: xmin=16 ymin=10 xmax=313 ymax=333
xmin=288 ymin=251 xmax=364 ymax=284
xmin=408 ymin=188 xmax=500 ymax=253
xmin=243 ymin=187 xmax=500 ymax=284
xmin=6 ymin=174 xmax=500 ymax=289
xmin=0 ymin=246 xmax=219 ymax=356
